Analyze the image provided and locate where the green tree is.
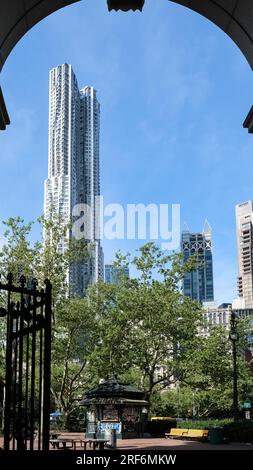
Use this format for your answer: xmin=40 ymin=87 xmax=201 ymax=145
xmin=0 ymin=217 xmax=38 ymax=281
xmin=37 ymin=213 xmax=88 ymax=306
xmin=0 ymin=215 xmax=89 ymax=428
xmin=50 ymin=298 xmax=98 ymax=427
xmin=0 ymin=214 xmax=88 ymax=304
xmin=87 ymin=243 xmax=202 ymax=399
xmin=172 ymin=322 xmax=253 ymax=418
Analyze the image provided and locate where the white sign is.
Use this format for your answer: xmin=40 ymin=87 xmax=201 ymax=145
xmin=245 ymin=410 xmax=251 ymax=420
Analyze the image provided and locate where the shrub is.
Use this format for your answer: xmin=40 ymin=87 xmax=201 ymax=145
xmin=147 ymin=419 xmax=177 ymax=436
xmin=177 ymin=419 xmax=253 ymax=443
xmin=223 ymin=421 xmax=253 ymax=443
xmin=177 ymin=419 xmax=232 ymax=430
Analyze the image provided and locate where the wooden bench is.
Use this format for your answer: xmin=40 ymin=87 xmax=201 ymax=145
xmin=50 ymin=432 xmax=61 ymax=440
xmin=50 ymin=437 xmax=109 ymax=451
xmin=165 ymin=428 xmax=188 ymax=438
xmin=50 ymin=439 xmax=61 ymax=449
xmin=50 ymin=437 xmax=83 ymax=450
xmin=187 ymin=429 xmax=208 ymax=439
xmin=87 ymin=439 xmax=109 ymax=450
xmin=165 ymin=428 xmax=208 ymax=441
xmin=81 ymin=439 xmax=94 ymax=450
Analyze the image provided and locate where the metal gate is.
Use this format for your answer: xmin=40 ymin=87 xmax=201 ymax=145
xmin=0 ymin=273 xmax=52 ymax=450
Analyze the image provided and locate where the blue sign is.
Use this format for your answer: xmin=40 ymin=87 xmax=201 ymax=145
xmin=50 ymin=411 xmax=62 ymax=417
xmin=99 ymin=422 xmax=121 ymax=433
xmin=243 ymin=402 xmax=251 ymax=409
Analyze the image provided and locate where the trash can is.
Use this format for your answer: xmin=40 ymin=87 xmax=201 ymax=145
xmin=104 ymin=429 xmax=110 ymax=442
xmin=109 ymin=429 xmax=117 ymax=448
xmin=208 ymin=426 xmax=223 ymax=444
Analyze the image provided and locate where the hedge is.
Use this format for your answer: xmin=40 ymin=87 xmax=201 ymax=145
xmin=223 ymin=421 xmax=253 ymax=443
xmin=177 ymin=419 xmax=231 ymax=430
xmin=177 ymin=419 xmax=253 ymax=443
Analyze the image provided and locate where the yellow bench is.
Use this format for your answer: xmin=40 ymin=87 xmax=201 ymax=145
xmin=165 ymin=428 xmax=189 ymax=438
xmin=165 ymin=428 xmax=209 ymax=440
xmin=186 ymin=429 xmax=208 ymax=439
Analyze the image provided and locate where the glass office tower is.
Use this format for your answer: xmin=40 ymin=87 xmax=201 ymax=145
xmin=181 ymin=221 xmax=214 ymax=304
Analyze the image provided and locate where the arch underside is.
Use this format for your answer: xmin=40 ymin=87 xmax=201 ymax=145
xmin=171 ymin=0 xmax=253 ymax=70
xmin=0 ymin=0 xmax=253 ymax=129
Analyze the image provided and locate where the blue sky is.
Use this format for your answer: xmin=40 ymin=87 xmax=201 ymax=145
xmin=1 ymin=0 xmax=253 ymax=304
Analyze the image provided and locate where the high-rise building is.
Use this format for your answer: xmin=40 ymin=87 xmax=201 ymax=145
xmin=44 ymin=64 xmax=103 ymax=296
xmin=181 ymin=221 xmax=214 ymax=304
xmin=234 ymin=201 xmax=253 ymax=309
xmin=105 ymin=264 xmax=130 ymax=284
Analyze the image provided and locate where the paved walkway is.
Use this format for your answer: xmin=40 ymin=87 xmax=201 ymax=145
xmin=116 ymin=437 xmax=252 ymax=450
xmin=1 ymin=434 xmax=252 ymax=450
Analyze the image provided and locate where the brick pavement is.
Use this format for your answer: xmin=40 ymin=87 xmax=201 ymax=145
xmin=0 ymin=433 xmax=252 ymax=450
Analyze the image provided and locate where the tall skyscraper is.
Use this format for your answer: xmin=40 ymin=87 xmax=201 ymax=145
xmin=234 ymin=201 xmax=253 ymax=309
xmin=44 ymin=64 xmax=103 ymax=296
xmin=181 ymin=221 xmax=214 ymax=304
xmin=105 ymin=264 xmax=130 ymax=284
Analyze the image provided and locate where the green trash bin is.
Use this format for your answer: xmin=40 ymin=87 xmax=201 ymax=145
xmin=208 ymin=426 xmax=223 ymax=444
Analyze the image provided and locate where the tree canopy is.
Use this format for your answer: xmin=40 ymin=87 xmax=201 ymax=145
xmin=0 ymin=218 xmax=252 ymax=425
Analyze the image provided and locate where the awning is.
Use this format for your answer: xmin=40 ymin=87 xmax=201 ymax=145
xmin=80 ymin=397 xmax=149 ymax=406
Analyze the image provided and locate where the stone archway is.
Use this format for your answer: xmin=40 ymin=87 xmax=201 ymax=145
xmin=1 ymin=0 xmax=253 ymax=129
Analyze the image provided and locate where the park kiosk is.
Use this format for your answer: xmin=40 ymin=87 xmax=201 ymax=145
xmin=81 ymin=377 xmax=149 ymax=439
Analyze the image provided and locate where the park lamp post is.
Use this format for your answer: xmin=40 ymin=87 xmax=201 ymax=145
xmin=229 ymin=311 xmax=239 ymax=421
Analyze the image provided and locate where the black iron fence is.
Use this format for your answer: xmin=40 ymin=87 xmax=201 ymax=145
xmin=0 ymin=273 xmax=52 ymax=450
